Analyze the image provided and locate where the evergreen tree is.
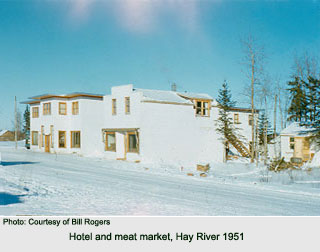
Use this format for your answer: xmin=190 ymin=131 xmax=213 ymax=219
xmin=305 ymin=76 xmax=320 ymax=125
xmin=306 ymin=76 xmax=320 ymax=145
xmin=258 ymin=112 xmax=272 ymax=146
xmin=287 ymin=75 xmax=320 ymax=146
xmin=23 ymin=105 xmax=30 ymax=134
xmin=287 ymin=76 xmax=307 ymax=123
xmin=288 ymin=53 xmax=320 ymax=146
xmin=215 ymin=81 xmax=240 ymax=162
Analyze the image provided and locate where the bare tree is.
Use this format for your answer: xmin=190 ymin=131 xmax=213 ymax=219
xmin=258 ymin=74 xmax=273 ymax=164
xmin=241 ymin=35 xmax=265 ymax=163
xmin=11 ymin=108 xmax=23 ymax=140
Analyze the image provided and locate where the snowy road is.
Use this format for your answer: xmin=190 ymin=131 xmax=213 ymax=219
xmin=0 ymin=145 xmax=320 ymax=215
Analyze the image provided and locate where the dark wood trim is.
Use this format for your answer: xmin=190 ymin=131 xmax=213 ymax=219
xmin=141 ymin=100 xmax=192 ymax=106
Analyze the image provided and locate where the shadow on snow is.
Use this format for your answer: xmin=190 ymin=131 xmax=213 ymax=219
xmin=0 ymin=161 xmax=38 ymax=166
xmin=0 ymin=192 xmax=26 ymax=206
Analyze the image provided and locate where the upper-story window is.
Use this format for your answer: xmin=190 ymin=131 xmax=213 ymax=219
xmin=195 ymin=100 xmax=210 ymax=117
xmin=43 ymin=103 xmax=51 ymax=115
xmin=125 ymin=97 xmax=130 ymax=114
xmin=59 ymin=102 xmax=67 ymax=115
xmin=72 ymin=102 xmax=79 ymax=115
xmin=248 ymin=114 xmax=253 ymax=126
xmin=32 ymin=107 xmax=39 ymax=118
xmin=234 ymin=113 xmax=240 ymax=124
xmin=112 ymin=99 xmax=117 ymax=115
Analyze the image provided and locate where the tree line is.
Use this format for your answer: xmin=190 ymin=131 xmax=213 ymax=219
xmin=216 ymin=38 xmax=320 ymax=163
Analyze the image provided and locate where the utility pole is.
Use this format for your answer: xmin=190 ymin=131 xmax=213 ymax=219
xmin=278 ymin=92 xmax=283 ymax=131
xmin=273 ymin=94 xmax=277 ymax=158
xmin=14 ymin=96 xmax=18 ymax=150
xmin=274 ymin=94 xmax=277 ymax=140
xmin=264 ymin=97 xmax=268 ymax=165
xmin=251 ymin=54 xmax=255 ymax=163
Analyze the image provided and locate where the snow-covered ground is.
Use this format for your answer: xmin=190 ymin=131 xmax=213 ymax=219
xmin=0 ymin=141 xmax=320 ymax=216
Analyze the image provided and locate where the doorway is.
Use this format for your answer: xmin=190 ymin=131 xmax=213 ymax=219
xmin=45 ymin=135 xmax=50 ymax=153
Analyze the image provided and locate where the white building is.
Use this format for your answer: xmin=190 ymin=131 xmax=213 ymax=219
xmin=24 ymin=93 xmax=104 ymax=155
xmin=24 ymin=84 xmax=258 ymax=167
xmin=279 ymin=122 xmax=317 ymax=162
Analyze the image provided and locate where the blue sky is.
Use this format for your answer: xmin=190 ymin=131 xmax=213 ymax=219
xmin=0 ymin=0 xmax=319 ymax=129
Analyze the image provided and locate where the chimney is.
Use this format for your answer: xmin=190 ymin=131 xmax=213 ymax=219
xmin=171 ymin=83 xmax=177 ymax=92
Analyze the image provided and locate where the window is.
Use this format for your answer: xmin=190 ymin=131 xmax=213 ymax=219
xmin=71 ymin=131 xmax=81 ymax=148
xmin=32 ymin=107 xmax=39 ymax=118
xmin=289 ymin=137 xmax=294 ymax=150
xmin=290 ymin=137 xmax=295 ymax=150
xmin=105 ymin=132 xmax=116 ymax=151
xmin=41 ymin=125 xmax=44 ymax=147
xmin=58 ymin=131 xmax=66 ymax=148
xmin=234 ymin=113 xmax=239 ymax=124
xmin=127 ymin=132 xmax=139 ymax=153
xmin=31 ymin=131 xmax=38 ymax=145
xmin=112 ymin=99 xmax=117 ymax=115
xmin=59 ymin=102 xmax=67 ymax=115
xmin=125 ymin=97 xmax=130 ymax=114
xmin=43 ymin=103 xmax=51 ymax=115
xmin=195 ymin=100 xmax=210 ymax=117
xmin=72 ymin=102 xmax=79 ymax=115
xmin=248 ymin=114 xmax=253 ymax=126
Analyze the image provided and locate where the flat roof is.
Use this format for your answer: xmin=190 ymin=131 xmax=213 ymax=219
xmin=21 ymin=92 xmax=104 ymax=104
xmin=29 ymin=92 xmax=104 ymax=100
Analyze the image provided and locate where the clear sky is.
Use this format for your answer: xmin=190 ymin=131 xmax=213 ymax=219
xmin=0 ymin=0 xmax=319 ymax=129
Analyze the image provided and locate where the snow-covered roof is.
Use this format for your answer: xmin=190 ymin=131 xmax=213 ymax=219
xmin=0 ymin=130 xmax=8 ymax=136
xmin=177 ymin=92 xmax=213 ymax=100
xmin=134 ymin=88 xmax=193 ymax=104
xmin=280 ymin=122 xmax=317 ymax=136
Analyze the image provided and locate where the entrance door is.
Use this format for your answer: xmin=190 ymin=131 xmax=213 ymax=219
xmin=116 ymin=132 xmax=126 ymax=160
xmin=45 ymin=135 xmax=50 ymax=153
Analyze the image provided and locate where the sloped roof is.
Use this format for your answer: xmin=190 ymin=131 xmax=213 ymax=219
xmin=280 ymin=122 xmax=317 ymax=136
xmin=0 ymin=130 xmax=9 ymax=136
xmin=134 ymin=88 xmax=193 ymax=104
xmin=177 ymin=92 xmax=213 ymax=101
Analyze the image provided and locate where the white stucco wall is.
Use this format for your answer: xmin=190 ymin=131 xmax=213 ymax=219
xmin=139 ymin=102 xmax=224 ymax=167
xmin=98 ymin=84 xmax=257 ymax=167
xmin=30 ymin=97 xmax=104 ymax=156
xmin=29 ymin=84 xmax=256 ymax=168
xmin=101 ymin=84 xmax=141 ymax=161
xmin=280 ymin=134 xmax=317 ymax=162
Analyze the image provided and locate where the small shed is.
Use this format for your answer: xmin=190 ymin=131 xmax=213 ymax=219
xmin=0 ymin=130 xmax=15 ymax=141
xmin=280 ymin=123 xmax=317 ymax=162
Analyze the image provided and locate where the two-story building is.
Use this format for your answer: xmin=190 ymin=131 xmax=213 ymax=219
xmin=24 ymin=84 xmax=258 ymax=167
xmin=24 ymin=93 xmax=104 ymax=155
